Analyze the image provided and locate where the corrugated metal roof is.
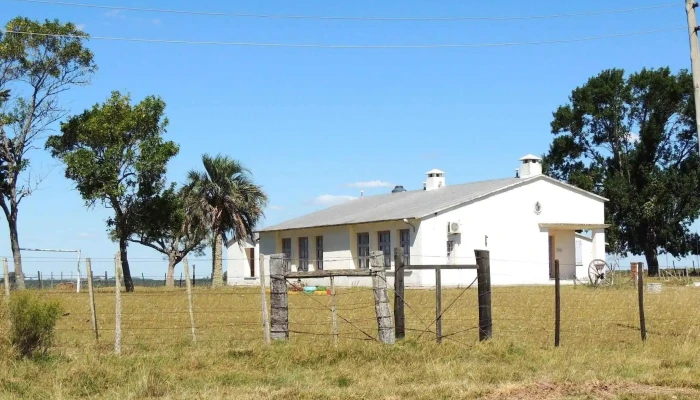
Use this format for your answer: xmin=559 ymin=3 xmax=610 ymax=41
xmin=259 ymin=177 xmax=524 ymax=232
xmin=258 ymin=175 xmax=607 ymax=233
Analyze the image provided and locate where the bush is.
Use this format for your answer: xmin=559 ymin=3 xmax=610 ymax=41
xmin=8 ymin=292 xmax=62 ymax=358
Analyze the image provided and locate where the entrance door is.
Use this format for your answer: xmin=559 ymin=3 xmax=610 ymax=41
xmin=548 ymin=235 xmax=555 ymax=279
xmin=246 ymin=248 xmax=255 ymax=277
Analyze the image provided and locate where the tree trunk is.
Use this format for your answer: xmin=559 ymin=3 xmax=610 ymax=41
xmin=8 ymin=217 xmax=25 ymax=290
xmin=644 ymin=247 xmax=659 ymax=277
xmin=166 ymin=255 xmax=176 ymax=288
xmin=212 ymin=232 xmax=224 ymax=288
xmin=119 ymin=237 xmax=135 ymax=292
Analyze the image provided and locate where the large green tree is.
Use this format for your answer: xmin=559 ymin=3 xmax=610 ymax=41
xmin=128 ymin=184 xmax=208 ymax=287
xmin=183 ymin=154 xmax=267 ymax=288
xmin=543 ymin=67 xmax=700 ymax=276
xmin=46 ymin=91 xmax=178 ymax=292
xmin=0 ymin=17 xmax=96 ymax=289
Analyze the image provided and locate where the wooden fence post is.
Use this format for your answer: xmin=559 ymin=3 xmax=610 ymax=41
xmin=393 ymin=248 xmax=405 ymax=340
xmin=330 ymin=276 xmax=339 ymax=346
xmin=87 ymin=258 xmax=99 ymax=341
xmin=475 ymin=249 xmax=492 ymax=341
xmin=269 ymin=254 xmax=289 ymax=341
xmin=259 ymin=253 xmax=271 ymax=346
xmin=2 ymin=257 xmax=10 ymax=299
xmin=183 ymin=258 xmax=197 ymax=344
xmin=370 ymin=251 xmax=395 ymax=345
xmin=435 ymin=266 xmax=442 ymax=344
xmin=554 ymin=259 xmax=561 ymax=347
xmin=38 ymin=272 xmax=42 ymax=289
xmin=114 ymin=252 xmax=122 ymax=355
xmin=636 ymin=262 xmax=647 ymax=341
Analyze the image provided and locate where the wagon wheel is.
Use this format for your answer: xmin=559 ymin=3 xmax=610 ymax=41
xmin=588 ymin=259 xmax=614 ymax=287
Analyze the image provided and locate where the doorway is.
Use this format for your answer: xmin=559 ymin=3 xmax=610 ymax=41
xmin=246 ymin=248 xmax=255 ymax=277
xmin=548 ymin=235 xmax=555 ymax=279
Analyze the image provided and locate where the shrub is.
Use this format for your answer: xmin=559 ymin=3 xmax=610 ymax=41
xmin=8 ymin=292 xmax=62 ymax=358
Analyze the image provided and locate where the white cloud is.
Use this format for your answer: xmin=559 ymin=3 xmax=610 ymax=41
xmin=268 ymin=205 xmax=284 ymax=211
xmin=313 ymin=195 xmax=357 ymax=206
xmin=104 ymin=9 xmax=126 ymax=19
xmin=152 ymin=19 xmax=161 ymax=25
xmin=77 ymin=232 xmax=96 ymax=239
xmin=627 ymin=132 xmax=640 ymax=143
xmin=346 ymin=180 xmax=393 ymax=189
xmin=75 ymin=24 xmax=86 ymax=31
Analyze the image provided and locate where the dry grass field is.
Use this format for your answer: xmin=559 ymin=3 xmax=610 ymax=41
xmin=1 ymin=280 xmax=700 ymax=399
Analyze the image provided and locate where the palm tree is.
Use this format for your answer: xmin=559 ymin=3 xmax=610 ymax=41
xmin=183 ymin=154 xmax=268 ymax=288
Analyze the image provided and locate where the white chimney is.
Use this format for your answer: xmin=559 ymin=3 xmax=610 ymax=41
xmin=424 ymin=169 xmax=445 ymax=191
xmin=518 ymin=154 xmax=542 ymax=178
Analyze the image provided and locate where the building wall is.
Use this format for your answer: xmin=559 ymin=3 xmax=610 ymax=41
xmin=252 ymin=221 xmax=424 ymax=287
xmin=244 ymin=178 xmax=605 ymax=287
xmin=575 ymin=235 xmax=594 ymax=282
xmin=226 ymin=238 xmax=256 ymax=286
xmin=419 ymin=179 xmax=605 ymax=286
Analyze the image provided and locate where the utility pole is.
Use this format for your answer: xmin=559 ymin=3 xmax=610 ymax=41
xmin=686 ymin=0 xmax=700 ymax=153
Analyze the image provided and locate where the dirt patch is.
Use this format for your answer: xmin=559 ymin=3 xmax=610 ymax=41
xmin=482 ymin=381 xmax=700 ymax=399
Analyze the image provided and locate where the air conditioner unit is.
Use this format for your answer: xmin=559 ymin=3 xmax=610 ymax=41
xmin=447 ymin=222 xmax=461 ymax=234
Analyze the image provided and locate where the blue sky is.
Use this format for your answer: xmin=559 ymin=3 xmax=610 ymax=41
xmin=1 ymin=0 xmax=699 ymax=277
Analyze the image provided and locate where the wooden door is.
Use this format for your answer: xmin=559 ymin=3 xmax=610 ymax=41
xmin=548 ymin=235 xmax=555 ymax=279
xmin=246 ymin=248 xmax=255 ymax=277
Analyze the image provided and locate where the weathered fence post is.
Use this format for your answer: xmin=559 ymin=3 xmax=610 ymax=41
xmin=370 ymin=251 xmax=395 ymax=345
xmin=393 ymin=248 xmax=405 ymax=340
xmin=435 ymin=266 xmax=442 ymax=343
xmin=114 ymin=252 xmax=122 ymax=355
xmin=183 ymin=258 xmax=196 ymax=344
xmin=269 ymin=254 xmax=289 ymax=341
xmin=259 ymin=253 xmax=271 ymax=346
xmin=38 ymin=271 xmax=42 ymax=289
xmin=2 ymin=257 xmax=10 ymax=299
xmin=554 ymin=259 xmax=561 ymax=347
xmin=87 ymin=258 xmax=99 ymax=341
xmin=330 ymin=275 xmax=339 ymax=346
xmin=475 ymin=249 xmax=492 ymax=341
xmin=636 ymin=262 xmax=647 ymax=341
xmin=50 ymin=272 xmax=53 ymax=289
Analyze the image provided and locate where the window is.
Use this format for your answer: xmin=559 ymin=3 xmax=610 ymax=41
xmin=298 ymin=237 xmax=309 ymax=272
xmin=315 ymin=236 xmax=323 ymax=270
xmin=282 ymin=238 xmax=292 ymax=260
xmin=378 ymin=231 xmax=391 ymax=269
xmin=447 ymin=240 xmax=455 ymax=264
xmin=399 ymin=229 xmax=411 ymax=265
xmin=357 ymin=233 xmax=370 ymax=268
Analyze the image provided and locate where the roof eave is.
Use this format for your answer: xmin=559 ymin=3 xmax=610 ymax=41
xmin=255 ymin=217 xmax=418 ymax=233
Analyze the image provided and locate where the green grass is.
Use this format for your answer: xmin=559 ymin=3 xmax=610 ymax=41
xmin=0 ymin=280 xmax=698 ymax=399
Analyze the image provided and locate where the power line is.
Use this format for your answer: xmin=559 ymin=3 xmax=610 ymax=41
xmin=10 ymin=0 xmax=679 ymax=22
xmin=0 ymin=27 xmax=685 ymax=49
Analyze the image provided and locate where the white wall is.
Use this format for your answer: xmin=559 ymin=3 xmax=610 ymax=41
xmin=248 ymin=177 xmax=605 ymax=287
xmin=575 ymin=235 xmax=593 ymax=282
xmin=552 ymin=230 xmax=576 ymax=279
xmin=420 ymin=178 xmax=605 ymax=286
xmin=248 ymin=221 xmax=427 ymax=287
xmin=226 ymin=238 xmax=256 ymax=286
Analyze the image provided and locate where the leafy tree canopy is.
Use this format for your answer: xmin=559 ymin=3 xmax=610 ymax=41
xmin=0 ymin=17 xmax=96 ymax=289
xmin=46 ymin=90 xmax=178 ymax=291
xmin=543 ymin=67 xmax=700 ymax=275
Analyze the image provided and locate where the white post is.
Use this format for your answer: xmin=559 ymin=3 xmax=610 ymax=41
xmin=592 ymin=228 xmax=606 ymax=261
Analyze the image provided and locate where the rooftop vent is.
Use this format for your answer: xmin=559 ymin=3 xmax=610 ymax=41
xmin=424 ymin=169 xmax=445 ymax=191
xmin=391 ymin=185 xmax=406 ymax=193
xmin=518 ymin=154 xmax=542 ymax=178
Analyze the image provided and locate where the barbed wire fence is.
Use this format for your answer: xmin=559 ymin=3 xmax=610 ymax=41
xmin=0 ymin=250 xmax=699 ymax=353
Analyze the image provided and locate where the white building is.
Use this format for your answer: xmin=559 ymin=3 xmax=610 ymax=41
xmin=226 ymin=154 xmax=608 ymax=287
